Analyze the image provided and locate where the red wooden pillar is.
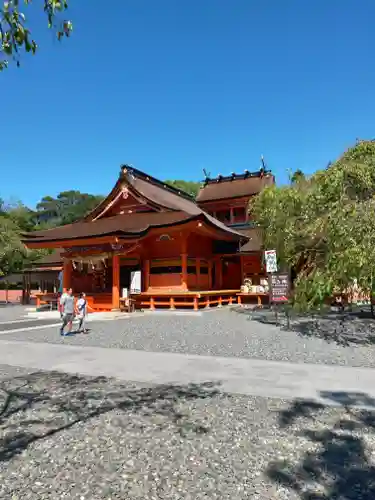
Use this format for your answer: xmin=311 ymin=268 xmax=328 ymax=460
xmin=112 ymin=254 xmax=120 ymax=310
xmin=196 ymin=258 xmax=201 ymax=290
xmin=181 ymin=236 xmax=188 ymax=290
xmin=215 ymin=257 xmax=223 ymax=289
xmin=143 ymin=259 xmax=150 ymax=292
xmin=22 ymin=273 xmax=26 ymax=305
xmin=208 ymin=261 xmax=213 ymax=289
xmin=181 ymin=254 xmax=188 ymax=290
xmin=63 ymin=259 xmax=72 ymax=290
xmin=229 ymin=207 xmax=234 ymax=224
xmin=240 ymin=255 xmax=244 ymax=285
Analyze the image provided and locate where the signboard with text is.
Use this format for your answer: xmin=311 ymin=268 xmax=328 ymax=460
xmin=269 ymin=273 xmax=290 ymax=303
xmin=130 ymin=270 xmax=142 ymax=294
xmin=264 ymin=250 xmax=278 ymax=273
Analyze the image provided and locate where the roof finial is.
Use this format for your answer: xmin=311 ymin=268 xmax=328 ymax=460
xmin=203 ymin=168 xmax=211 ymax=179
xmin=260 ymin=155 xmax=267 ymax=170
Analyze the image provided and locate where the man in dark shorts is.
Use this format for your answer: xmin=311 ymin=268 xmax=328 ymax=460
xmin=60 ymin=288 xmax=75 ymax=336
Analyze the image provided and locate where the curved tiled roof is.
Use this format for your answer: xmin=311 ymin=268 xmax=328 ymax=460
xmin=24 ymin=212 xmax=196 ymax=243
xmin=196 ymin=173 xmax=274 ymax=203
xmin=84 ymin=166 xmax=198 ymax=221
xmin=23 ymin=166 xmax=246 ymax=245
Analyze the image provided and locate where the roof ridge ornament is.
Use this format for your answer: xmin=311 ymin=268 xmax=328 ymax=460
xmin=260 ymin=155 xmax=267 ymax=170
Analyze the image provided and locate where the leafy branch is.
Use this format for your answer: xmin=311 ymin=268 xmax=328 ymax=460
xmin=251 ymin=140 xmax=375 ymax=311
xmin=0 ymin=0 xmax=72 ymax=70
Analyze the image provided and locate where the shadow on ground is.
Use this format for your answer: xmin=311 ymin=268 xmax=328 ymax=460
xmin=0 ymin=371 xmax=220 ymax=463
xmin=267 ymin=390 xmax=375 ymax=499
xmin=234 ymin=306 xmax=375 ymax=346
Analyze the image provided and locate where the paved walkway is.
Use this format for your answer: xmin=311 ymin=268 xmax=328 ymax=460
xmin=0 ymin=339 xmax=375 ymax=406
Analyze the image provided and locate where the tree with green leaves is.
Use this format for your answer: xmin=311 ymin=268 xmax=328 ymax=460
xmin=251 ymin=140 xmax=375 ymax=311
xmin=290 ymin=169 xmax=305 ymax=185
xmin=0 ymin=190 xmax=103 ymax=275
xmin=0 ymin=0 xmax=72 ymax=71
xmin=0 ymin=201 xmax=46 ymax=275
xmin=35 ymin=191 xmax=104 ymax=226
xmin=0 ymin=213 xmax=36 ymax=275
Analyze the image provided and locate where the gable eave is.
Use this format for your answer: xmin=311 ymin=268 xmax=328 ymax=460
xmin=83 ymin=172 xmax=170 ymax=222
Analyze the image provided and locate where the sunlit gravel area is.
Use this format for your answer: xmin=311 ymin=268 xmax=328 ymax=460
xmin=1 ymin=308 xmax=375 ymax=368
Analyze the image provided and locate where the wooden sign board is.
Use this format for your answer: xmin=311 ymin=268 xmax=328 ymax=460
xmin=269 ymin=273 xmax=290 ymax=303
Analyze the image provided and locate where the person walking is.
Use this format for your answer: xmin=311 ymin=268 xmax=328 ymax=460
xmin=60 ymin=288 xmax=75 ymax=336
xmin=76 ymin=292 xmax=88 ymax=333
xmin=59 ymin=288 xmax=68 ymax=318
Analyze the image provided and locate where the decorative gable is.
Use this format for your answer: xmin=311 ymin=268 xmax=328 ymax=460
xmin=93 ymin=186 xmax=157 ymax=220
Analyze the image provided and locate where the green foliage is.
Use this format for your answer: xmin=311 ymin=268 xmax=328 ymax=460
xmin=0 ymin=214 xmax=28 ymax=275
xmin=290 ymin=169 xmax=305 ymax=185
xmin=164 ymin=179 xmax=201 ymax=198
xmin=0 ymin=190 xmax=104 ymax=276
xmin=0 ymin=0 xmax=72 ymax=70
xmin=3 ymin=200 xmax=35 ymax=230
xmin=35 ymin=191 xmax=104 ymax=226
xmin=0 ymin=201 xmax=50 ymax=275
xmin=251 ymin=140 xmax=375 ymax=310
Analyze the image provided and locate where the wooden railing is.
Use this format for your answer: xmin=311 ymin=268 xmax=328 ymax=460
xmin=133 ymin=290 xmax=240 ymax=311
xmin=237 ymin=292 xmax=269 ymax=307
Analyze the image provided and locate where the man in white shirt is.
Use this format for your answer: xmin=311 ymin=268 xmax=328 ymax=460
xmin=60 ymin=288 xmax=75 ymax=336
xmin=59 ymin=288 xmax=68 ymax=318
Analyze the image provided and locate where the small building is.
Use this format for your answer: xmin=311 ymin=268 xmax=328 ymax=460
xmin=22 ymin=249 xmax=63 ymax=304
xmin=0 ymin=249 xmax=63 ymax=304
xmin=22 ymin=165 xmax=273 ymax=311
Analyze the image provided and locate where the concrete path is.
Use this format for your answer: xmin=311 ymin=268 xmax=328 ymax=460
xmin=0 ymin=339 xmax=375 ymax=406
xmin=0 ymin=311 xmax=134 ymax=334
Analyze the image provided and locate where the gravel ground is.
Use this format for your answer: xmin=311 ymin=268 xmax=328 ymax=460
xmin=2 ymin=309 xmax=375 ymax=368
xmin=0 ymin=363 xmax=34 ymax=381
xmin=0 ymin=304 xmax=30 ymax=322
xmin=1 ymin=368 xmax=375 ymax=499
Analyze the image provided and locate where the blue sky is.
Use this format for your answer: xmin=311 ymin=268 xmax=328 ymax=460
xmin=2 ymin=0 xmax=375 ymax=207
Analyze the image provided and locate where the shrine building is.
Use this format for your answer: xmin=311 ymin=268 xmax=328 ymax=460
xmin=22 ymin=164 xmax=274 ymax=311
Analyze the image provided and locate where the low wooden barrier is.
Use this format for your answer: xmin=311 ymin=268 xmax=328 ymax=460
xmin=133 ymin=290 xmax=240 ymax=311
xmin=34 ymin=293 xmax=59 ymax=310
xmin=35 ymin=293 xmax=113 ymax=312
xmin=237 ymin=292 xmax=269 ymax=307
xmin=86 ymin=293 xmax=112 ymax=312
